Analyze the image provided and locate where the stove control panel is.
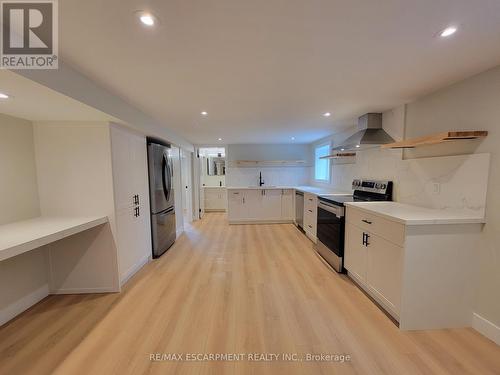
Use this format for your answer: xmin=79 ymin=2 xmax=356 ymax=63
xmin=352 ymin=179 xmax=392 ymax=196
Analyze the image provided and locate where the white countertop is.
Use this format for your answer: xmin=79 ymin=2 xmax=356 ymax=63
xmin=295 ymin=186 xmax=351 ymax=196
xmin=226 ymin=185 xmax=351 ymax=196
xmin=0 ymin=216 xmax=108 ymax=262
xmin=345 ymin=201 xmax=486 ymax=225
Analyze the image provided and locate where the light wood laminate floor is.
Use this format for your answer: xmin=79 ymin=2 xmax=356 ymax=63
xmin=1 ymin=213 xmax=499 ymax=375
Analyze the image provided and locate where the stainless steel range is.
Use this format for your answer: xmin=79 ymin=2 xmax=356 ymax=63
xmin=315 ymin=179 xmax=393 ymax=272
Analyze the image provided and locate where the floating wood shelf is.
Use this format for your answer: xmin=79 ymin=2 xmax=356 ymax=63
xmin=382 ymin=131 xmax=488 ymax=149
xmin=233 ymin=160 xmax=307 ymax=167
xmin=320 ymin=152 xmax=357 ymax=159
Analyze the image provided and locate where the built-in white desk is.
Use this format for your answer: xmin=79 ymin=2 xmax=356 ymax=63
xmin=0 ymin=216 xmax=108 ymax=262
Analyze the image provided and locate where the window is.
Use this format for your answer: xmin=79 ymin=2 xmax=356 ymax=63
xmin=314 ymin=143 xmax=330 ymax=182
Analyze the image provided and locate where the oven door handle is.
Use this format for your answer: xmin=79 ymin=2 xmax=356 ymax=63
xmin=318 ymin=201 xmax=344 ymax=218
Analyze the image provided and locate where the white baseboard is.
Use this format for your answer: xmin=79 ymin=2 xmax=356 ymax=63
xmin=0 ymin=284 xmax=49 ymax=326
xmin=50 ymin=286 xmax=119 ymax=294
xmin=228 ymin=219 xmax=294 ymax=225
xmin=120 ymin=254 xmax=151 ymax=286
xmin=472 ymin=312 xmax=500 ymax=345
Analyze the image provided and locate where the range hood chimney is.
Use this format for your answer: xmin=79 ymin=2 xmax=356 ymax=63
xmin=332 ymin=113 xmax=395 ymax=152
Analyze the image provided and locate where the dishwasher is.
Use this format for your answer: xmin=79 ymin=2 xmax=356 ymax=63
xmin=295 ymin=191 xmax=304 ymax=229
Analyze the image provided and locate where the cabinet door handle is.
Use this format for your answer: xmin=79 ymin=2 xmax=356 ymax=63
xmin=308 ymin=225 xmax=312 ymax=229
xmin=308 ymin=209 xmax=313 ymax=213
xmin=362 ymin=219 xmax=372 ymax=224
xmin=363 ymin=233 xmax=370 ymax=246
xmin=243 ymin=197 xmax=245 ymax=204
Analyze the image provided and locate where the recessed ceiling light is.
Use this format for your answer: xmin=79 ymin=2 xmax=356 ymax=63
xmin=201 ymin=111 xmax=208 ymax=116
xmin=0 ymin=92 xmax=10 ymax=99
xmin=135 ymin=10 xmax=159 ymax=26
xmin=440 ymin=26 xmax=457 ymax=37
xmin=291 ymin=137 xmax=295 ymax=141
xmin=340 ymin=148 xmax=345 ymax=151
xmin=323 ymin=112 xmax=331 ymax=117
xmin=356 ymin=145 xmax=360 ymax=148
xmin=218 ymin=138 xmax=222 ymax=141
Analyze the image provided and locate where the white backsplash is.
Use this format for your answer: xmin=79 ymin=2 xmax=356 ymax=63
xmin=397 ymin=153 xmax=489 ymax=215
xmin=326 ymin=149 xmax=489 ymax=215
xmin=226 ymin=167 xmax=310 ymax=187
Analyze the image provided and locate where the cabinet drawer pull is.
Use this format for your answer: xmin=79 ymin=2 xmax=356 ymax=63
xmin=308 ymin=209 xmax=313 ymax=213
xmin=309 ymin=198 xmax=313 ymax=202
xmin=233 ymin=192 xmax=240 ymax=195
xmin=362 ymin=219 xmax=372 ymax=224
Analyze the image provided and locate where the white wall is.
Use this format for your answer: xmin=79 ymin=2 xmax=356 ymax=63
xmin=310 ymin=65 xmax=500 ymax=335
xmin=401 ymin=66 xmax=500 ymax=332
xmin=226 ymin=144 xmax=311 ymax=187
xmin=0 ymin=113 xmax=40 ymax=224
xmin=33 ymin=121 xmax=120 ymax=293
xmin=33 ymin=121 xmax=116 ymax=218
xmin=0 ymin=114 xmax=47 ymax=326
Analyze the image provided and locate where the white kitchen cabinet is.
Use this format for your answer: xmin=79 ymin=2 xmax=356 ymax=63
xmin=204 ymin=187 xmax=227 ymax=211
xmin=281 ymin=189 xmax=294 ymax=220
xmin=344 ymin=221 xmax=402 ymax=317
xmin=366 ymin=233 xmax=402 ymax=316
xmin=303 ymin=193 xmax=317 ymax=242
xmin=110 ymin=125 xmax=152 ymax=285
xmin=227 ymin=188 xmax=294 ymax=224
xmin=228 ymin=190 xmax=247 ymax=221
xmin=261 ymin=189 xmax=282 ymax=220
xmin=344 ymin=223 xmax=367 ymax=284
xmin=244 ymin=189 xmax=262 ymax=220
xmin=345 ymin=204 xmax=482 ymax=330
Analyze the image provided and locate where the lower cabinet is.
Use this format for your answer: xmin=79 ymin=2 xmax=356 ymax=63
xmin=344 ymin=205 xmax=483 ymax=331
xmin=228 ymin=189 xmax=294 ymax=223
xmin=366 ymin=231 xmax=402 ymax=315
xmin=344 ymin=223 xmax=367 ymax=284
xmin=281 ymin=189 xmax=294 ymax=220
xmin=344 ymin=219 xmax=402 ymax=319
xmin=204 ymin=187 xmax=227 ymax=211
xmin=303 ymin=193 xmax=317 ymax=242
xmin=228 ymin=190 xmax=247 ymax=221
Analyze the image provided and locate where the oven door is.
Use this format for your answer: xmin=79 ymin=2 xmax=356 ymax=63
xmin=316 ymin=202 xmax=345 ymax=259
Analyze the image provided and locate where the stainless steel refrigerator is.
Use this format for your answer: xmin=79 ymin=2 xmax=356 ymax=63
xmin=147 ymin=138 xmax=176 ymax=258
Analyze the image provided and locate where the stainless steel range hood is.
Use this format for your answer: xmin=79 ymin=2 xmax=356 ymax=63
xmin=332 ymin=113 xmax=395 ymax=152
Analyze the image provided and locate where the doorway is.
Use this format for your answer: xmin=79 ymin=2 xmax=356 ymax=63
xmin=197 ymin=147 xmax=227 ymax=219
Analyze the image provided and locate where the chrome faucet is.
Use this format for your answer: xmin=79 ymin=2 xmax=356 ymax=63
xmin=259 ymin=171 xmax=265 ymax=186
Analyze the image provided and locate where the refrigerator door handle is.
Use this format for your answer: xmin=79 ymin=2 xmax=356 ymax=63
xmin=162 ymin=154 xmax=171 ymax=202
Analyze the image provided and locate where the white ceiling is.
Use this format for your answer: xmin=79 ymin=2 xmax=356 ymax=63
xmin=58 ymin=0 xmax=500 ymax=144
xmin=0 ymin=70 xmax=115 ymax=122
